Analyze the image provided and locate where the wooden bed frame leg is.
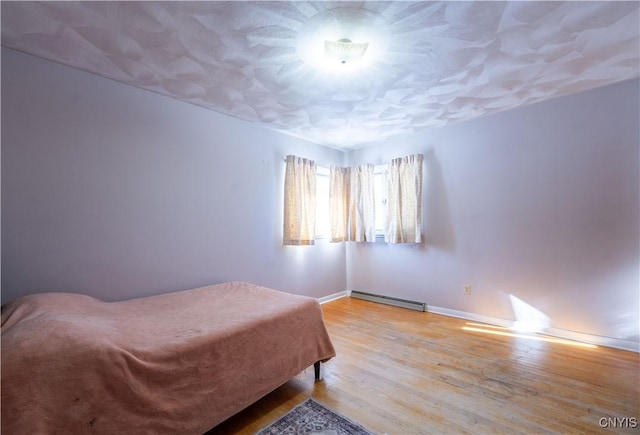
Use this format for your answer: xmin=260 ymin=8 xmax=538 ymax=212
xmin=314 ymin=361 xmax=321 ymax=380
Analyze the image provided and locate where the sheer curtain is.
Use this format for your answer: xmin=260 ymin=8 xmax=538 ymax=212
xmin=385 ymin=154 xmax=423 ymax=244
xmin=330 ymin=164 xmax=376 ymax=242
xmin=283 ymin=155 xmax=316 ymax=245
xmin=329 ymin=166 xmax=349 ymax=242
xmin=349 ymin=164 xmax=376 ymax=242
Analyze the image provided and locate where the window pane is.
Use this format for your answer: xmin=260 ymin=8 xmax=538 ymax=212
xmin=316 ymin=168 xmax=330 ymax=238
xmin=374 ymin=167 xmax=386 ymax=234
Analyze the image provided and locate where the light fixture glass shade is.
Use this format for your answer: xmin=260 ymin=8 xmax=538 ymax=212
xmin=324 ymin=39 xmax=369 ymax=65
xmin=296 ymin=7 xmax=389 ymax=73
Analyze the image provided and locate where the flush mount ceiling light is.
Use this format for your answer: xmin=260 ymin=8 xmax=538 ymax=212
xmin=297 ymin=7 xmax=389 ymax=73
xmin=324 ymin=39 xmax=369 ymax=65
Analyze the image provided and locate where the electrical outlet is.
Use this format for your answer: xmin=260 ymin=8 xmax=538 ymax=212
xmin=464 ymin=285 xmax=471 ymax=295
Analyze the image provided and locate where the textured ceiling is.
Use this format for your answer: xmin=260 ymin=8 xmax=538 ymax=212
xmin=2 ymin=1 xmax=639 ymax=149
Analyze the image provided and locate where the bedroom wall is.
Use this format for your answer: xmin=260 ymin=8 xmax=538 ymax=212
xmin=1 ymin=48 xmax=346 ymax=303
xmin=346 ymin=79 xmax=640 ymax=348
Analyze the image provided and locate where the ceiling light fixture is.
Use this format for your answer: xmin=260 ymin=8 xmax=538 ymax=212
xmin=324 ymin=38 xmax=369 ymax=65
xmin=296 ymin=7 xmax=389 ymax=73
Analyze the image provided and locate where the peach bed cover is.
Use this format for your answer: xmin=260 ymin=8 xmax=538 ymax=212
xmin=1 ymin=281 xmax=336 ymax=434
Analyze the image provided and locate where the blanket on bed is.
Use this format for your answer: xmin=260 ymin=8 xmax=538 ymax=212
xmin=1 ymin=281 xmax=336 ymax=434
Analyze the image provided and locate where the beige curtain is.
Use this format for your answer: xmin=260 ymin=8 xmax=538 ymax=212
xmin=330 ymin=164 xmax=376 ymax=242
xmin=385 ymin=154 xmax=423 ymax=244
xmin=349 ymin=164 xmax=376 ymax=242
xmin=329 ymin=166 xmax=349 ymax=242
xmin=283 ymin=155 xmax=316 ymax=245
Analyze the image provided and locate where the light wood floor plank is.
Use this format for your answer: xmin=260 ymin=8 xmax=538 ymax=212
xmin=208 ymin=297 xmax=639 ymax=434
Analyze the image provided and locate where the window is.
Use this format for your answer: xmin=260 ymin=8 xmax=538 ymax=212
xmin=284 ymin=155 xmax=421 ymax=245
xmin=373 ymin=165 xmax=387 ymax=236
xmin=315 ymin=166 xmax=330 ymax=238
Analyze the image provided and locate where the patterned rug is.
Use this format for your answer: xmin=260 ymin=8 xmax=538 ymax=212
xmin=256 ymin=399 xmax=374 ymax=435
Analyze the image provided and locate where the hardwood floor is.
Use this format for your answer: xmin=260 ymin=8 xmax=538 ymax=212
xmin=209 ymin=297 xmax=639 ymax=434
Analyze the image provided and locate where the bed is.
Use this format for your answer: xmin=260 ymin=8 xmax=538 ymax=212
xmin=1 ymin=281 xmax=336 ymax=434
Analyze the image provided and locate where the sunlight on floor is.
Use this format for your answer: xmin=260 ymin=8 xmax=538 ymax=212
xmin=462 ymin=323 xmax=598 ymax=349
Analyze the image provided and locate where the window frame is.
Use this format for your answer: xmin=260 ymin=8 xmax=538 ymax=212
xmin=314 ymin=163 xmax=388 ymax=241
xmin=373 ymin=164 xmax=388 ymax=238
xmin=315 ymin=165 xmax=331 ymax=239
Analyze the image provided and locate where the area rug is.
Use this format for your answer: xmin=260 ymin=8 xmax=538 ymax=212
xmin=256 ymin=398 xmax=374 ymax=435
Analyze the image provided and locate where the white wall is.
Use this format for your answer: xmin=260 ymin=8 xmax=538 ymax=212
xmin=3 ymin=47 xmax=638 ymax=349
xmin=346 ymin=79 xmax=639 ymax=346
xmin=1 ymin=48 xmax=346 ymax=303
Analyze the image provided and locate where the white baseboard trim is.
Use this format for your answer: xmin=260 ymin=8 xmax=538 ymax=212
xmin=318 ymin=290 xmax=349 ymax=304
xmin=428 ymin=305 xmax=639 ymax=353
xmin=428 ymin=306 xmax=515 ymax=328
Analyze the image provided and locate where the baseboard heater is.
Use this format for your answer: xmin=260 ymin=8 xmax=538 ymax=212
xmin=350 ymin=291 xmax=426 ymax=312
